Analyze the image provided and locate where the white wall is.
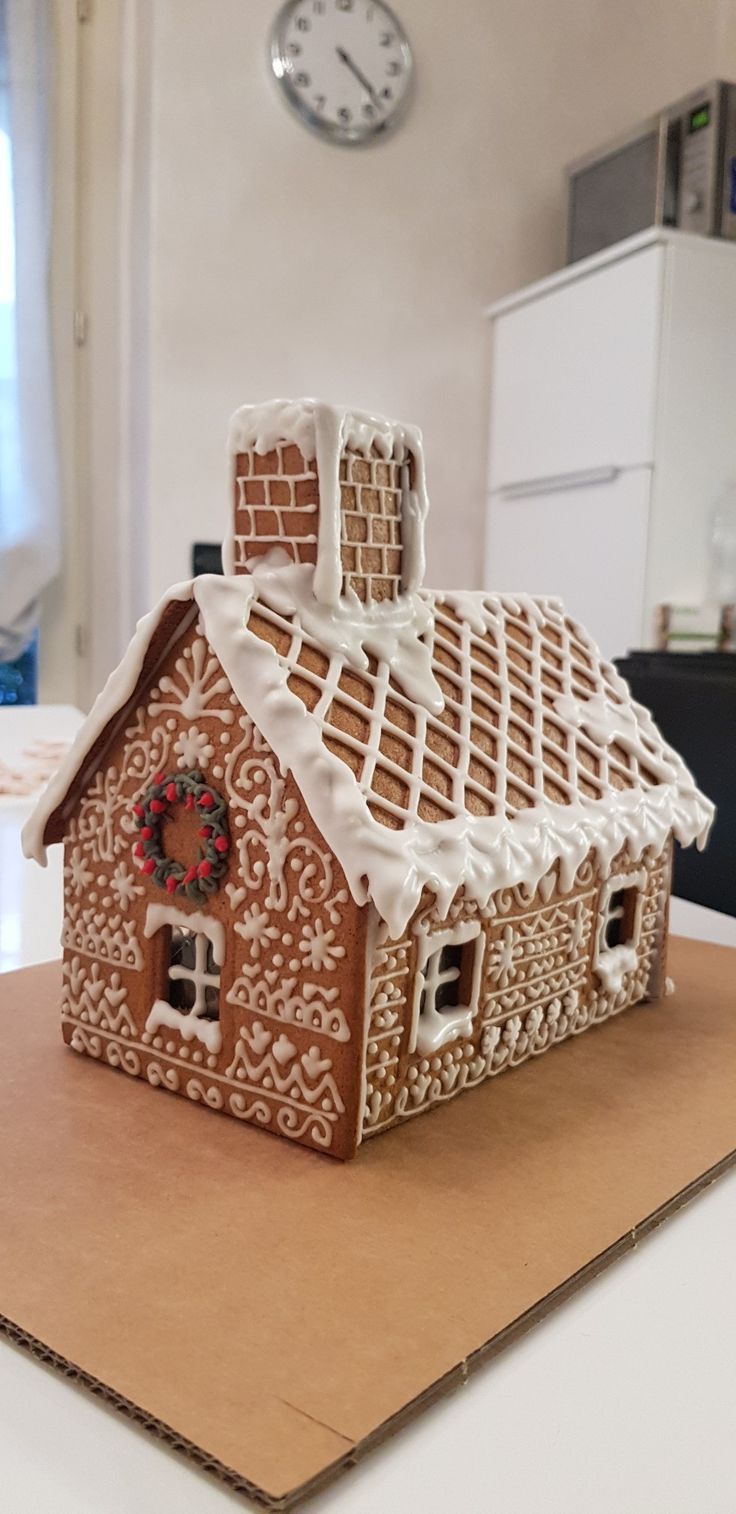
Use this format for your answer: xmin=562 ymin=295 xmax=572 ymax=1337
xmin=53 ymin=0 xmax=735 ymax=703
xmin=142 ymin=0 xmax=731 ymax=608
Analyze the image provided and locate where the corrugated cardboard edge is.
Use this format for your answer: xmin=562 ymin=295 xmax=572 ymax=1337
xmin=2 ymin=1149 xmax=734 ymax=1512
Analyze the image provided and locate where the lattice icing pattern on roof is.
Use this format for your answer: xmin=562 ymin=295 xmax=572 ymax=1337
xmin=243 ymin=585 xmax=683 ymax=828
xmin=23 ymin=574 xmax=714 ymax=939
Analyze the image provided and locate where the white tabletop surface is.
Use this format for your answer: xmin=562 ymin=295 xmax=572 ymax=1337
xmin=1 ymin=704 xmax=734 ymax=1513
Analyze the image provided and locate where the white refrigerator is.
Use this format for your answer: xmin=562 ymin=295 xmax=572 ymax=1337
xmin=484 ymin=227 xmax=736 ymax=660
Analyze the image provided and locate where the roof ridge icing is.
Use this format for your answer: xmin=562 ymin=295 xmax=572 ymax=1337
xmin=23 ymin=573 xmax=714 ymax=938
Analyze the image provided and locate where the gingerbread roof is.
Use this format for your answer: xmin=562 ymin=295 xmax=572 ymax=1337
xmin=23 ymin=568 xmax=713 ymax=938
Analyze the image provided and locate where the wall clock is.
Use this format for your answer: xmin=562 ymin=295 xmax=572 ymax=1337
xmin=270 ymin=0 xmax=414 ymax=146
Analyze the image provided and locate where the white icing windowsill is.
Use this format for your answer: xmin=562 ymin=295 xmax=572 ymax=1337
xmin=145 ymin=1000 xmax=222 ymax=1056
xmin=415 ymin=1004 xmax=474 ymax=1058
xmin=594 ymin=944 xmax=638 ymax=995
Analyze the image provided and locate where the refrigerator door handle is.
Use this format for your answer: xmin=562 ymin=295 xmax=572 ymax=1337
xmin=495 ymin=465 xmax=622 ymax=501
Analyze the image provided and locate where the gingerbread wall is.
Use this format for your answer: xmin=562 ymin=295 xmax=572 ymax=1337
xmin=59 ymin=609 xmax=369 ymax=1159
xmin=362 ymin=842 xmax=672 ymax=1140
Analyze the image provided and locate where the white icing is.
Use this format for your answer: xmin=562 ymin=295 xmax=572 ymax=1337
xmin=435 ymin=589 xmax=500 ymax=637
xmin=145 ymin=999 xmax=222 ymax=1055
xmin=62 ymin=956 xmax=136 ymax=1037
xmin=62 ymin=901 xmax=143 ymax=971
xmin=664 ymin=976 xmax=675 ymax=996
xmin=224 ymin=399 xmax=429 ymax=601
xmin=239 ymin=549 xmax=443 ymax=713
xmin=225 ymin=969 xmax=350 ymax=1042
xmin=23 ymin=576 xmax=714 ymax=942
xmin=143 ymin=903 xmax=226 ymax=965
xmin=594 ymin=944 xmax=638 ymax=994
xmin=21 ymin=578 xmax=195 ymax=866
xmin=554 ymin=691 xmax=678 ymax=784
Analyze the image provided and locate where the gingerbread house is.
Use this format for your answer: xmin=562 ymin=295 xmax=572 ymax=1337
xmin=23 ymin=400 xmax=713 ymax=1160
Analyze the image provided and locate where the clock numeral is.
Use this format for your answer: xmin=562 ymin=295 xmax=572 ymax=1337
xmin=314 ymin=94 xmax=327 ymax=111
xmin=387 ymin=59 xmax=402 ymax=75
xmin=380 ymin=30 xmax=393 ymax=45
xmin=380 ymin=86 xmax=392 ymax=100
xmin=363 ymin=102 xmax=376 ymax=118
xmin=312 ymin=0 xmax=325 ymax=10
xmin=337 ymin=105 xmax=352 ymax=122
xmin=295 ymin=71 xmax=310 ymax=87
xmin=287 ymin=40 xmax=301 ymax=54
xmin=337 ymin=0 xmax=353 ymax=10
xmin=295 ymin=14 xmax=311 ymax=30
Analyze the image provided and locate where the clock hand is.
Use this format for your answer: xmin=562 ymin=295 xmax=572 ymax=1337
xmin=335 ymin=45 xmax=381 ymax=107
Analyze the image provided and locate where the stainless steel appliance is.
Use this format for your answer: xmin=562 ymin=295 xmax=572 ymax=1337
xmin=566 ymin=80 xmax=736 ymax=263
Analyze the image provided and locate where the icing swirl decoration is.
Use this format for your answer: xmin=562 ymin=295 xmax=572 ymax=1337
xmin=132 ymin=770 xmax=230 ymax=906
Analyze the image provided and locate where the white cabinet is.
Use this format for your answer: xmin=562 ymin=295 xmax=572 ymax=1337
xmin=488 ymin=244 xmax=664 ymax=490
xmin=485 ymin=228 xmax=736 ymax=658
xmin=485 ymin=467 xmax=651 ymax=661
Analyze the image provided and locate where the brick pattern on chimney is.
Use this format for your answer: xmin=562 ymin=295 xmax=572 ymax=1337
xmin=339 ymin=451 xmax=404 ymax=605
xmin=231 ymin=441 xmax=404 ymax=606
xmin=231 ymin=444 xmax=318 ymax=572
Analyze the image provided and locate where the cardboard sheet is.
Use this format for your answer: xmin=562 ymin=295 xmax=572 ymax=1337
xmin=0 ymin=937 xmax=734 ymax=1508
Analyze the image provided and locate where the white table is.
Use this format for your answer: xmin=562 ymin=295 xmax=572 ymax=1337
xmin=1 ymin=705 xmax=734 ymax=1514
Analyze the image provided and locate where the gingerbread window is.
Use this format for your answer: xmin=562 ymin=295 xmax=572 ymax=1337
xmin=143 ymin=904 xmax=225 ymax=1056
xmin=410 ymin=920 xmax=483 ymax=1057
xmin=168 ymin=925 xmax=220 ymax=1021
xmin=594 ymin=870 xmax=645 ymax=995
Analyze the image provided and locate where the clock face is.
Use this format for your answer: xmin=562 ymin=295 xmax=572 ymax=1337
xmin=270 ymin=0 xmax=413 ymax=145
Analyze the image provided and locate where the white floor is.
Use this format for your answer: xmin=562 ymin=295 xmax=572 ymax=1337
xmin=1 ymin=704 xmax=734 ymax=1512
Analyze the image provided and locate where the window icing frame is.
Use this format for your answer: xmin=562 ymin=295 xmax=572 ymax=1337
xmin=143 ymin=903 xmax=225 ymax=1055
xmin=593 ymin=868 xmax=646 ymax=995
xmin=410 ymin=918 xmax=484 ymax=1057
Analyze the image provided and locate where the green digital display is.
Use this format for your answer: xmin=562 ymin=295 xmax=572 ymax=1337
xmin=689 ymin=104 xmax=710 ymax=133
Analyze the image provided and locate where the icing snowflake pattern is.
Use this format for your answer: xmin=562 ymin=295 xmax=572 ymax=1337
xmin=298 ymin=918 xmax=346 ymax=973
xmin=487 ymin=923 xmax=524 ymax=987
xmin=64 ymin=845 xmax=94 ymax=896
xmin=173 ymin=725 xmax=215 ymax=770
xmin=108 ymin=860 xmax=144 ymax=911
xmin=234 ymin=901 xmax=280 ymax=959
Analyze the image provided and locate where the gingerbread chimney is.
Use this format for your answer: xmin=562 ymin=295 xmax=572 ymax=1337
xmin=223 ymin=400 xmax=428 ymax=609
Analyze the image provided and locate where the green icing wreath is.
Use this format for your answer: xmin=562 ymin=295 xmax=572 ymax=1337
xmin=132 ymin=769 xmax=230 ymax=906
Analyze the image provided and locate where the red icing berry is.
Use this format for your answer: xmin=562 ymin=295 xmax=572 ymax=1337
xmin=198 ymin=791 xmax=214 ymax=809
xmin=153 ymin=772 xmax=164 ymax=785
xmin=134 ymin=841 xmax=144 ymax=858
xmin=185 ymin=794 xmax=194 ymax=811
xmin=132 ymin=803 xmax=144 ymax=819
xmin=165 ymin=782 xmax=177 ymax=802
xmin=150 ymin=798 xmax=167 ymax=814
xmin=183 ymin=866 xmax=198 ymax=885
xmin=197 ymin=859 xmax=212 ymax=878
xmin=165 ymin=874 xmax=178 ymax=894
xmin=142 ymin=858 xmax=156 ymax=875
xmin=214 ymin=835 xmax=229 ymax=854
xmin=140 ymin=825 xmax=153 ymax=840
xmin=198 ymin=825 xmax=213 ymax=838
